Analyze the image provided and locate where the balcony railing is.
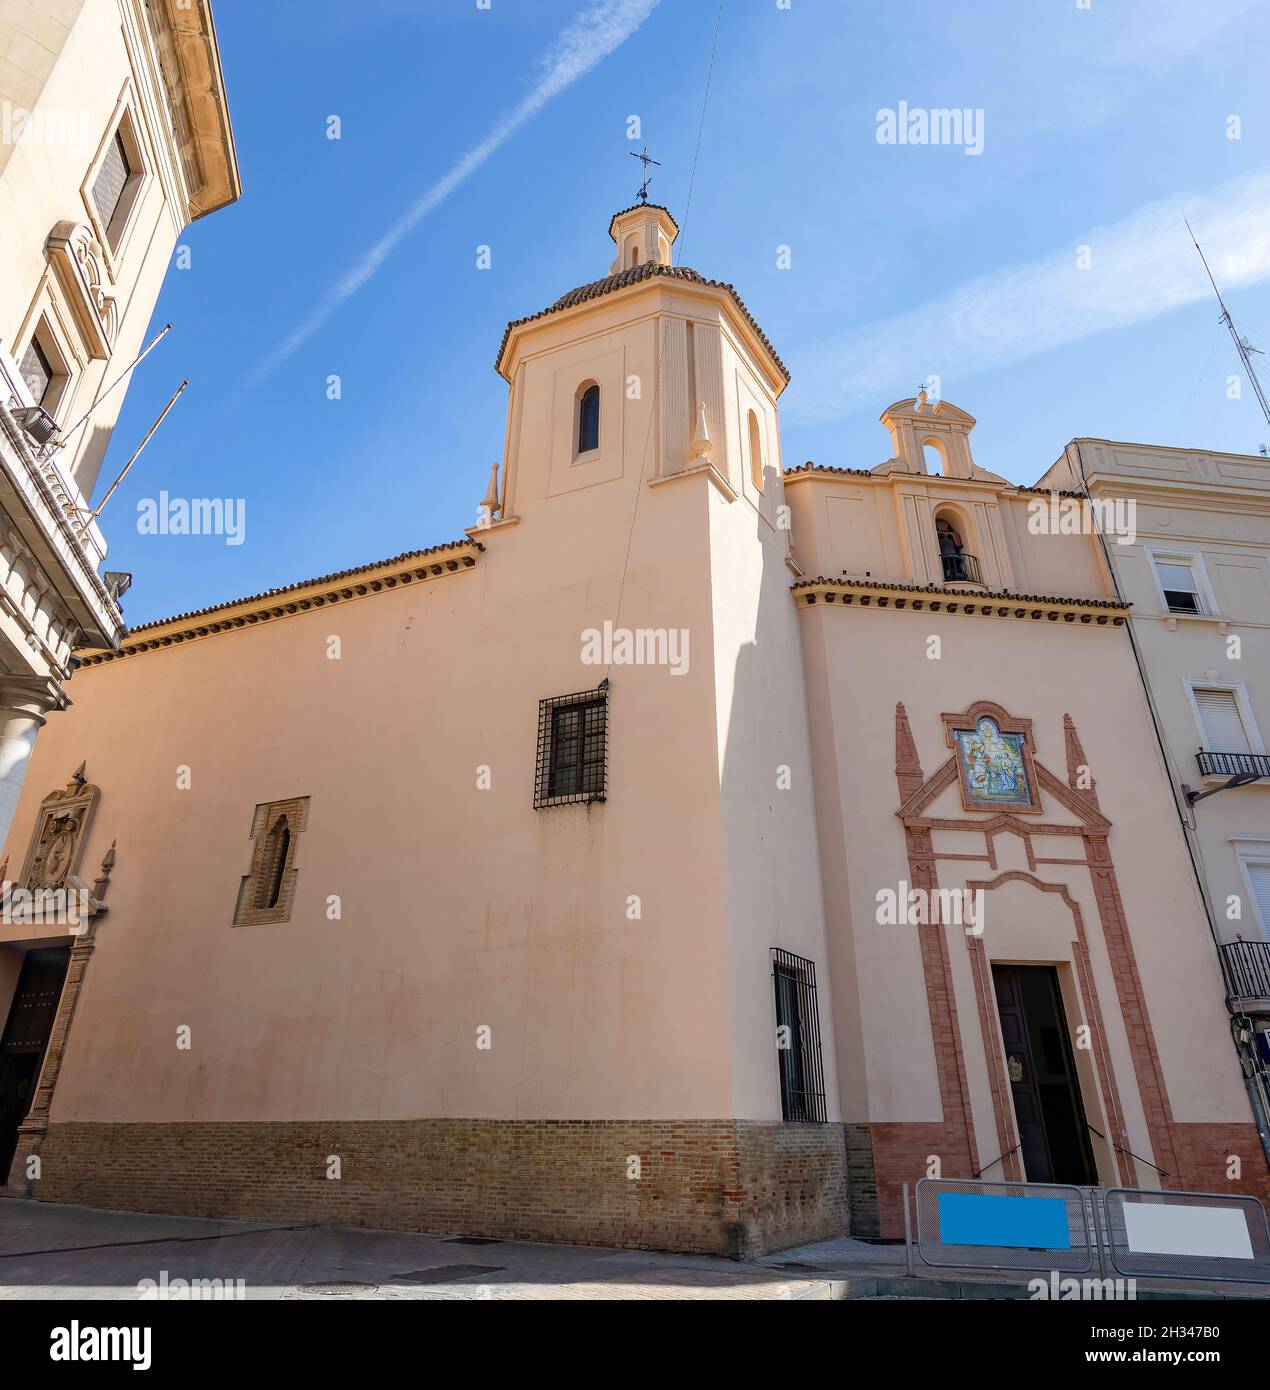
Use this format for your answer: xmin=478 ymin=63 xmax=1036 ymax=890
xmin=941 ymin=551 xmax=983 ymax=585
xmin=1221 ymin=940 xmax=1270 ymax=1005
xmin=1197 ymin=750 xmax=1270 ymax=779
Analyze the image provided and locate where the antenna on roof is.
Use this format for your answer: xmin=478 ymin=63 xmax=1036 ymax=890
xmin=1186 ymin=220 xmax=1270 ymax=435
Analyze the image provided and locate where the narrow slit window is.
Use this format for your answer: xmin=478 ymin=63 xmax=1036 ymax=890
xmin=234 ymin=798 xmax=309 ymax=926
xmin=577 ymin=383 xmax=600 ymax=454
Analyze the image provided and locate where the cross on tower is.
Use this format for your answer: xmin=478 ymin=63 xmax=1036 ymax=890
xmin=630 ymin=146 xmax=661 ymax=204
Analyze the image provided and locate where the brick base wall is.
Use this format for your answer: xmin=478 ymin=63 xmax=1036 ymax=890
xmin=847 ymin=1119 xmax=1270 ymax=1239
xmin=24 ymin=1118 xmax=850 ymax=1257
xmin=1167 ymin=1123 xmax=1270 ymax=1216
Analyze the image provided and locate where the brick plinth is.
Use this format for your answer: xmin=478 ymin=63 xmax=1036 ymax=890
xmin=29 ymin=1118 xmax=849 ymax=1257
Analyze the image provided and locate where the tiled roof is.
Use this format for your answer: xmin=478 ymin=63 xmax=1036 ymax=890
xmin=495 ymin=261 xmax=790 ymax=384
xmin=121 ymin=539 xmax=482 ymax=636
xmin=783 ymin=462 xmax=876 ymax=479
xmin=607 ymin=202 xmax=679 ymax=236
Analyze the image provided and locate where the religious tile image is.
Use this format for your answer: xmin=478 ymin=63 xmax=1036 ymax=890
xmin=953 ymin=716 xmax=1032 ymax=807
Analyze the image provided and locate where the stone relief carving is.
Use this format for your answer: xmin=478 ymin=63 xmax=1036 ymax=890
xmin=19 ymin=763 xmax=100 ymax=891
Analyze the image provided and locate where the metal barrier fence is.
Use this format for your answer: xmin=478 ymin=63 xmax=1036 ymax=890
xmin=913 ymin=1177 xmax=1096 ymax=1273
xmin=908 ymin=1177 xmax=1270 ymax=1286
xmin=1102 ymin=1187 xmax=1270 ymax=1286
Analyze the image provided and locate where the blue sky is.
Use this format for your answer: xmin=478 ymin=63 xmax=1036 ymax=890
xmin=103 ymin=0 xmax=1270 ymax=626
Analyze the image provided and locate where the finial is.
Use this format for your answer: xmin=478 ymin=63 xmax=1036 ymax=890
xmin=690 ymin=402 xmax=713 ymax=463
xmin=480 ymin=461 xmax=501 ymax=524
xmin=630 ymin=146 xmax=661 ymax=205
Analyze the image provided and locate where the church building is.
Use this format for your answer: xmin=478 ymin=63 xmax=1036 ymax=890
xmin=0 ymin=200 xmax=1265 ymax=1255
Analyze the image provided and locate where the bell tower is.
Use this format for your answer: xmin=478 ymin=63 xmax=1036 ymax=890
xmin=607 ymin=203 xmax=677 ymax=272
xmin=489 ymin=203 xmax=790 ymax=527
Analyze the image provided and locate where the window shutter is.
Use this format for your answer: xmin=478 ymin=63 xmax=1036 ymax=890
xmin=1194 ymin=688 xmax=1250 ymax=753
xmin=1244 ymin=862 xmax=1270 ymax=938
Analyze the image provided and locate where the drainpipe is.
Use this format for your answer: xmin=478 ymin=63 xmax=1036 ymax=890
xmin=1072 ymin=441 xmax=1270 ymax=1168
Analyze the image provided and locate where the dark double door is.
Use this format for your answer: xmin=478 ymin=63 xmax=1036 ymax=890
xmin=992 ymin=964 xmax=1097 ymax=1186
xmin=0 ymin=947 xmax=70 ymax=1181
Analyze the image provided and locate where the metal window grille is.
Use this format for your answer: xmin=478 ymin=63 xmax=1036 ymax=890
xmin=19 ymin=337 xmax=53 ymax=407
xmin=92 ymin=130 xmax=132 ymax=233
xmin=535 ymin=685 xmax=608 ymax=808
xmin=772 ymin=948 xmax=827 ymax=1122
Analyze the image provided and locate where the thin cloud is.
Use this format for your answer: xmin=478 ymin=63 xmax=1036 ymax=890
xmin=247 ymin=0 xmax=661 ymax=386
xmin=787 ymin=166 xmax=1270 ymax=422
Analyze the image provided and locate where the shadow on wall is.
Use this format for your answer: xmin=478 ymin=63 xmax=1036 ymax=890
xmin=715 ymin=485 xmax=851 ymax=1252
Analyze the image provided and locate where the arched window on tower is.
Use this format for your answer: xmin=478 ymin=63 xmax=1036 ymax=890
xmin=747 ymin=410 xmax=765 ymax=493
xmin=256 ymin=816 xmax=290 ymax=910
xmin=935 ymin=512 xmax=979 ymax=584
xmin=577 ymin=382 xmax=600 ymax=454
xmin=628 ymin=241 xmax=641 ymax=267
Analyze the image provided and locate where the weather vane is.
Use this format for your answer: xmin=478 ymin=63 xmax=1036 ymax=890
xmin=630 ymin=146 xmax=661 ymax=204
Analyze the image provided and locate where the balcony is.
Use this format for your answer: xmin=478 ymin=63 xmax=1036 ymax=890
xmin=0 ymin=349 xmax=124 ymax=672
xmin=941 ymin=551 xmax=983 ymax=585
xmin=1221 ymin=940 xmax=1270 ymax=1012
xmin=1196 ymin=751 xmax=1270 ymax=780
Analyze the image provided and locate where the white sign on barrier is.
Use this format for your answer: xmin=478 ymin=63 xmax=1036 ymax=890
xmin=1122 ymin=1203 xmax=1254 ymax=1261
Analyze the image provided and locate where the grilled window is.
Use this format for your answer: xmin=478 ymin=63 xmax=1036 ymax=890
xmin=773 ymin=949 xmax=827 ymax=1122
xmin=91 ymin=130 xmax=133 ymax=240
xmin=19 ymin=337 xmax=53 ymax=407
xmin=535 ymin=685 xmax=608 ymax=808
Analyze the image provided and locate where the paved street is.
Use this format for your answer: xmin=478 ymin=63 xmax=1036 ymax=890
xmin=1 ymin=1198 xmax=1266 ymax=1301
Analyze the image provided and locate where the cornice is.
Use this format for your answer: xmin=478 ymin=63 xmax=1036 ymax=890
xmin=792 ymin=575 xmax=1128 ymax=624
xmin=78 ymin=539 xmax=481 ymax=667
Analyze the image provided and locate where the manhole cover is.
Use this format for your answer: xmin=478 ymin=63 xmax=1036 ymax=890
xmin=391 ymin=1264 xmax=504 ymax=1284
xmin=445 ymin=1236 xmax=504 ymax=1246
xmin=296 ymin=1281 xmax=379 ymax=1296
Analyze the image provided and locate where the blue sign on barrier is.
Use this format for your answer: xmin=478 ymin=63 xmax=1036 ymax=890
xmin=937 ymin=1191 xmax=1071 ymax=1250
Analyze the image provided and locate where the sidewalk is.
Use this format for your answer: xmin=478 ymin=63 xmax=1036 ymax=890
xmin=0 ymin=1199 xmax=1266 ymax=1300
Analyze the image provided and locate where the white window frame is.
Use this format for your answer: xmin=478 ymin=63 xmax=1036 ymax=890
xmin=1184 ymin=678 xmax=1265 ymax=761
xmin=1147 ymin=547 xmax=1219 ymax=618
xmin=80 ymin=85 xmax=149 ymax=275
xmin=15 ymin=312 xmax=76 ymax=422
xmin=1231 ymin=838 xmax=1270 ymax=941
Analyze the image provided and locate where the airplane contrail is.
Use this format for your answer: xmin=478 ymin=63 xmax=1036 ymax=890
xmin=247 ymin=0 xmax=662 ymax=386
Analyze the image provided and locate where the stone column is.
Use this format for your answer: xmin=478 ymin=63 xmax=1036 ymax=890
xmin=0 ymin=677 xmax=67 ymax=851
